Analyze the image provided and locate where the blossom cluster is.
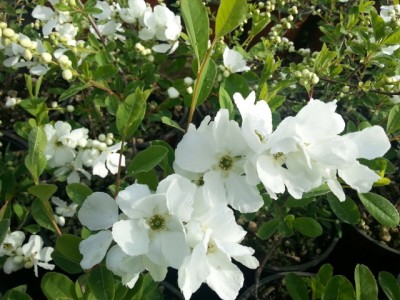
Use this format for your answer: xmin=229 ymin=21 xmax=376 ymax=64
xmin=0 ymin=231 xmax=54 ymax=277
xmin=78 ymin=93 xmax=390 ymax=300
xmin=44 ymin=121 xmax=125 ymax=182
xmin=1 ymin=0 xmax=182 ymax=76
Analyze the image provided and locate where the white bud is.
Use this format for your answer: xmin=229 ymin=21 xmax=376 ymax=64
xmin=147 ymin=55 xmax=154 ymax=62
xmin=223 ymin=70 xmax=230 ymax=78
xmin=23 ymin=49 xmax=33 ymax=61
xmin=184 ymin=77 xmax=194 ymax=85
xmin=57 ymin=55 xmax=70 ymax=66
xmin=2 ymin=28 xmax=15 ymax=38
xmin=107 ymin=133 xmax=114 ymax=139
xmin=99 ymin=142 xmax=108 ymax=151
xmin=66 ymin=105 xmax=74 ymax=112
xmin=78 ymin=138 xmax=87 ymax=148
xmin=98 ymin=134 xmax=106 ymax=142
xmin=186 ymin=86 xmax=193 ymax=94
xmin=20 ymin=38 xmax=32 ymax=48
xmin=51 ymin=101 xmax=58 ymax=108
xmin=167 ymin=87 xmax=180 ymax=98
xmin=41 ymin=52 xmax=52 ymax=63
xmin=105 ymin=138 xmax=113 ymax=146
xmin=62 ymin=69 xmax=73 ymax=81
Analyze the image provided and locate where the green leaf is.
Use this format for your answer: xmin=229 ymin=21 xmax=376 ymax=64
xmin=387 ymin=105 xmax=400 ymax=134
xmin=25 ymin=127 xmax=47 ymax=184
xmin=31 ymin=198 xmax=57 ymax=232
xmin=131 ymin=273 xmax=163 ymax=300
xmin=134 ymin=169 xmax=159 ymax=191
xmin=150 ymin=140 xmax=175 ymax=176
xmin=127 ymin=145 xmax=168 ymax=175
xmin=66 ymin=183 xmax=93 ymax=206
xmin=180 ymin=0 xmax=209 ymax=63
xmin=161 ymin=116 xmax=185 ymax=133
xmin=303 ymin=184 xmax=331 ymax=198
xmin=0 ymin=219 xmax=10 ymax=244
xmin=4 ymin=289 xmax=33 ymax=300
xmin=285 ymin=273 xmax=309 ymax=300
xmin=0 ymin=171 xmax=16 ymax=201
xmin=355 ymin=264 xmax=378 ymax=300
xmin=317 ymin=263 xmax=334 ymax=286
xmin=28 ymin=184 xmax=58 ymax=202
xmin=327 ymin=194 xmax=360 ymax=225
xmin=370 ymin=10 xmax=386 ymax=40
xmin=358 ymin=193 xmax=400 ymax=227
xmin=59 ymin=83 xmax=89 ymax=102
xmin=218 ymin=85 xmax=234 ymax=119
xmin=87 ymin=266 xmax=115 ymax=300
xmin=196 ymin=58 xmax=217 ymax=106
xmin=93 ymin=65 xmax=118 ymax=81
xmin=293 ymin=217 xmax=323 ymax=237
xmin=116 ymin=88 xmax=151 ymax=138
xmin=53 ymin=234 xmax=83 ymax=274
xmin=257 ymin=218 xmax=279 ymax=240
xmin=41 ymin=272 xmax=76 ymax=300
xmin=383 ymin=29 xmax=400 ymax=45
xmin=223 ymin=74 xmax=250 ymax=99
xmin=215 ymin=0 xmax=248 ymax=38
xmin=285 ymin=196 xmax=315 ymax=208
xmin=378 ymin=271 xmax=400 ymax=300
xmin=322 ymin=275 xmax=355 ymax=300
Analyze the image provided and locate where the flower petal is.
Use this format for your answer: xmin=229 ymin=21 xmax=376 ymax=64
xmin=79 ymin=230 xmax=113 ymax=269
xmin=112 ymin=219 xmax=149 ymax=256
xmin=78 ymin=192 xmax=118 ymax=230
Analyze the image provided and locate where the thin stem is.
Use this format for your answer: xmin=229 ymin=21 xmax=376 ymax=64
xmin=187 ymin=38 xmax=218 ymax=128
xmin=114 ymin=139 xmax=125 ymax=198
xmin=253 ymin=236 xmax=283 ymax=300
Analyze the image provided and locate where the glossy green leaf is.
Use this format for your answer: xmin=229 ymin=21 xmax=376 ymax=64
xmin=28 ymin=184 xmax=58 ymax=202
xmin=53 ymin=234 xmax=83 ymax=274
xmin=219 ymin=85 xmax=234 ymax=119
xmin=223 ymin=74 xmax=250 ymax=99
xmin=387 ymin=105 xmax=400 ymax=134
xmin=378 ymin=271 xmax=400 ymax=300
xmin=196 ymin=58 xmax=217 ymax=106
xmin=93 ymin=65 xmax=118 ymax=81
xmin=66 ymin=183 xmax=93 ymax=206
xmin=285 ymin=196 xmax=315 ymax=208
xmin=59 ymin=83 xmax=89 ymax=102
xmin=293 ymin=217 xmax=323 ymax=238
xmin=161 ymin=116 xmax=185 ymax=133
xmin=358 ymin=193 xmax=400 ymax=227
xmin=131 ymin=273 xmax=163 ymax=300
xmin=116 ymin=88 xmax=151 ymax=138
xmin=41 ymin=272 xmax=76 ymax=300
xmin=87 ymin=265 xmax=115 ymax=300
xmin=327 ymin=194 xmax=360 ymax=225
xmin=0 ymin=171 xmax=16 ymax=201
xmin=215 ymin=0 xmax=248 ymax=38
xmin=317 ymin=263 xmax=334 ymax=286
xmin=134 ymin=169 xmax=159 ymax=191
xmin=4 ymin=289 xmax=32 ymax=300
xmin=355 ymin=264 xmax=378 ymax=300
xmin=0 ymin=218 xmax=10 ymax=244
xmin=322 ymin=275 xmax=355 ymax=300
xmin=31 ymin=198 xmax=56 ymax=232
xmin=180 ymin=0 xmax=209 ymax=63
xmin=127 ymin=145 xmax=169 ymax=175
xmin=303 ymin=183 xmax=331 ymax=198
xmin=257 ymin=218 xmax=279 ymax=240
xmin=25 ymin=127 xmax=47 ymax=184
xmin=383 ymin=30 xmax=400 ymax=45
xmin=285 ymin=273 xmax=309 ymax=300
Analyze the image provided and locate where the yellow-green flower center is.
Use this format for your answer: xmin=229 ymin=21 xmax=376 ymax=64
xmin=147 ymin=214 xmax=166 ymax=231
xmin=218 ymin=155 xmax=234 ymax=171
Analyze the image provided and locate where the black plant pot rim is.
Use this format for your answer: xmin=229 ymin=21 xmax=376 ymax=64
xmin=353 ymin=225 xmax=400 ymax=255
xmin=263 ymin=229 xmax=340 ymax=273
xmin=237 ymin=271 xmax=314 ymax=300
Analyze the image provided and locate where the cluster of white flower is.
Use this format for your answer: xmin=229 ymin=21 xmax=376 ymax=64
xmin=0 ymin=231 xmax=54 ymax=277
xmin=220 ymin=47 xmax=250 ymax=78
xmin=52 ymin=196 xmax=79 ymax=226
xmin=119 ymin=0 xmax=182 ymax=53
xmin=0 ymin=22 xmax=51 ymax=75
xmin=78 ymin=174 xmax=258 ymax=300
xmin=45 ymin=121 xmax=125 ymax=182
xmin=380 ymin=5 xmax=400 ymax=25
xmin=78 ymin=93 xmax=390 ymax=300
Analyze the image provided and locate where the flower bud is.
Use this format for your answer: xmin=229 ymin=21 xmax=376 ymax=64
xmin=41 ymin=52 xmax=52 ymax=63
xmin=62 ymin=69 xmax=73 ymax=81
xmin=66 ymin=105 xmax=74 ymax=112
xmin=2 ymin=28 xmax=14 ymax=38
xmin=167 ymin=87 xmax=179 ymax=98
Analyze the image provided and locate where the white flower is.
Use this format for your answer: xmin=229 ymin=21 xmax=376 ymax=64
xmin=112 ymin=175 xmax=196 ymax=271
xmin=119 ymin=0 xmax=150 ymax=24
xmin=21 ymin=235 xmax=55 ymax=277
xmin=78 ymin=192 xmax=119 ymax=269
xmin=174 ymin=109 xmax=264 ymax=213
xmin=0 ymin=231 xmax=25 ymax=257
xmin=91 ymin=142 xmax=125 ymax=178
xmin=178 ymin=204 xmax=258 ymax=300
xmin=380 ymin=5 xmax=400 ymax=23
xmin=51 ymin=196 xmax=78 ymax=217
xmin=223 ymin=47 xmax=250 ymax=73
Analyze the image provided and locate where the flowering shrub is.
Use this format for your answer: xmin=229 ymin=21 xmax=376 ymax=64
xmin=0 ymin=0 xmax=400 ymax=299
